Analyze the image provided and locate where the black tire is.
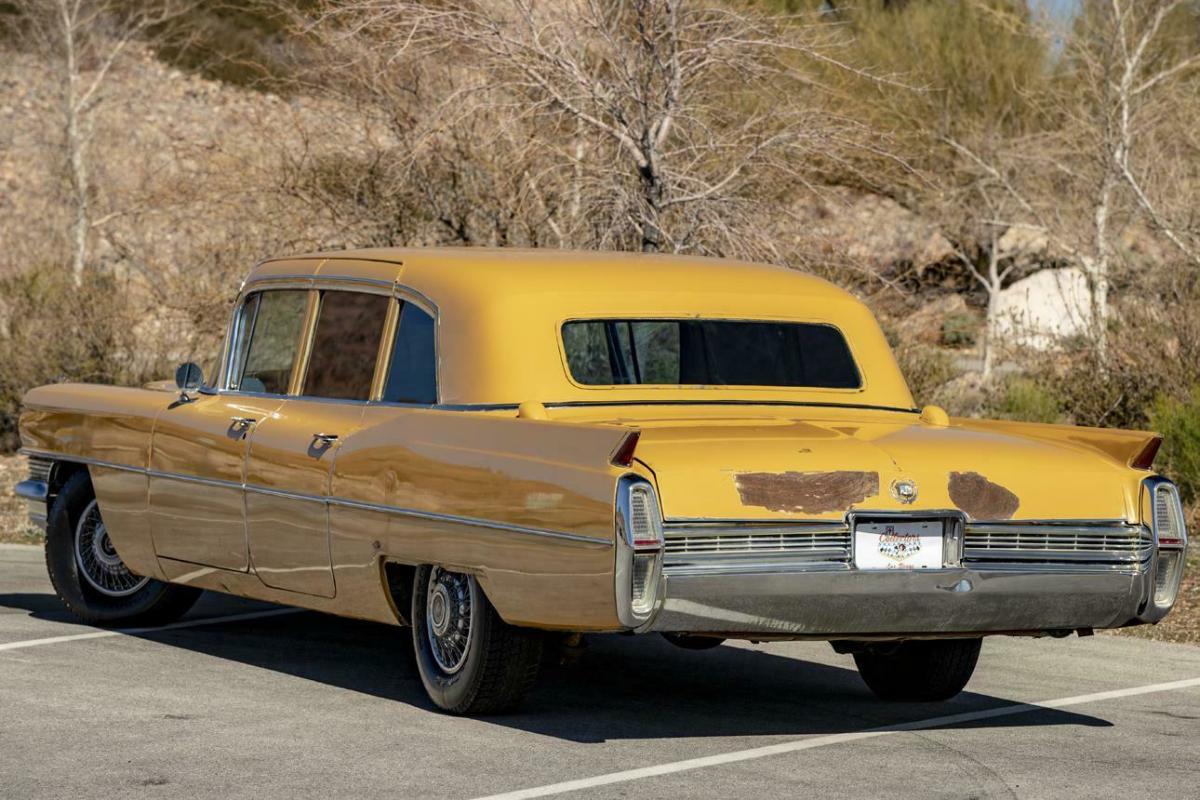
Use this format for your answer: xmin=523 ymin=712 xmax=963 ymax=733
xmin=662 ymin=633 xmax=726 ymax=650
xmin=411 ymin=565 xmax=543 ymax=715
xmin=853 ymin=638 xmax=982 ymax=702
xmin=45 ymin=471 xmax=201 ymax=627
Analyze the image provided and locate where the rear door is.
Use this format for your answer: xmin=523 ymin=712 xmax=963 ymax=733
xmin=150 ymin=288 xmax=308 ymax=571
xmin=244 ymin=287 xmax=393 ymax=597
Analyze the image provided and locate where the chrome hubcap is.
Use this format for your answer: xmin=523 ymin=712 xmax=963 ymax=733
xmin=74 ymin=500 xmax=149 ymax=597
xmin=425 ymin=566 xmax=475 ymax=674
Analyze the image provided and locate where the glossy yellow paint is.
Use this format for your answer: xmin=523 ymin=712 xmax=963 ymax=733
xmin=18 ymin=248 xmax=1165 ymax=633
xmin=250 ymin=248 xmax=915 ymax=409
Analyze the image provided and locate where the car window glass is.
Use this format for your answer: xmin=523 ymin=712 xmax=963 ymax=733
xmin=382 ymin=301 xmax=437 ymax=404
xmin=236 ymin=290 xmax=308 ymax=394
xmin=303 ymin=290 xmax=391 ymax=401
xmin=562 ymin=319 xmax=861 ymax=389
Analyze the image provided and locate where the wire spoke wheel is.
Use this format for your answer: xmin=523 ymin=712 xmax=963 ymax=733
xmin=425 ymin=566 xmax=476 ymax=674
xmin=73 ymin=499 xmax=149 ymax=598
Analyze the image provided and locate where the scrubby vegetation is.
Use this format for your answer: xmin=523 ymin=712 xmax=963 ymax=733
xmin=0 ymin=0 xmax=1197 ymax=501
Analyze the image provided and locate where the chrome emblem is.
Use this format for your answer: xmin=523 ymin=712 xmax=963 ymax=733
xmin=878 ymin=524 xmax=921 ymax=562
xmin=891 ymin=479 xmax=918 ymax=504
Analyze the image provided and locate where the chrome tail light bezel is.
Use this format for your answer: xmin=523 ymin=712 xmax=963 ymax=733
xmin=615 ymin=475 xmax=664 ymax=629
xmin=1143 ymin=476 xmax=1189 ymax=615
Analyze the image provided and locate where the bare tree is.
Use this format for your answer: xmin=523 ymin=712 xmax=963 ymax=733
xmin=309 ymin=0 xmax=899 ymax=256
xmin=949 ymin=0 xmax=1200 ymax=355
xmin=14 ymin=0 xmax=192 ymax=285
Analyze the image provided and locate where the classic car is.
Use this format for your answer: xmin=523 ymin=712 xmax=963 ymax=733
xmin=14 ymin=248 xmax=1189 ymax=714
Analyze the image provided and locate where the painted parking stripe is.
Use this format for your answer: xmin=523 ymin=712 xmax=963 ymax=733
xmin=473 ymin=676 xmax=1200 ymax=800
xmin=0 ymin=607 xmax=303 ymax=652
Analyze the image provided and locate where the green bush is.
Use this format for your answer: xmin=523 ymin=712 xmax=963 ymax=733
xmin=993 ymin=376 xmax=1061 ymax=423
xmin=1151 ymin=390 xmax=1200 ymax=503
xmin=940 ymin=312 xmax=978 ymax=348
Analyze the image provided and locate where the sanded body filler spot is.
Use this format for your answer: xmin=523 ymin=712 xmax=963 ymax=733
xmin=948 ymin=471 xmax=1020 ymax=520
xmin=734 ymin=471 xmax=879 ymax=513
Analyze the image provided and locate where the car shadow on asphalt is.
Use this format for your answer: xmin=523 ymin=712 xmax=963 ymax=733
xmin=0 ymin=591 xmax=1111 ymax=743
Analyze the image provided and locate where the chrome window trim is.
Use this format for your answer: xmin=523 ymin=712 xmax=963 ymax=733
xmin=20 ymin=449 xmax=610 ymax=548
xmin=224 ymin=287 xmax=311 ymax=395
xmin=219 ymin=276 xmax=441 ymax=405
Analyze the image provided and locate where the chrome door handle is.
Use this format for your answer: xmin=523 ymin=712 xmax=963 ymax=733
xmin=312 ymin=432 xmax=339 ymax=444
xmin=230 ymin=416 xmax=257 ymax=428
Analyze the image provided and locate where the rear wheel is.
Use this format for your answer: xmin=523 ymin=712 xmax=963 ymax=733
xmin=853 ymin=638 xmax=982 ymax=702
xmin=45 ymin=471 xmax=201 ymax=627
xmin=411 ymin=565 xmax=543 ymax=714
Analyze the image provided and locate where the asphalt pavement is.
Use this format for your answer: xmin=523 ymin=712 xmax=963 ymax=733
xmin=1 ymin=543 xmax=1198 ymax=799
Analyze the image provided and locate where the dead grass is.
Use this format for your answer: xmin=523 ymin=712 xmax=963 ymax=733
xmin=0 ymin=454 xmax=40 ymax=545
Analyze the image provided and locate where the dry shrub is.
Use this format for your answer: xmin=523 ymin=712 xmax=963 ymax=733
xmin=892 ymin=342 xmax=956 ymax=408
xmin=1014 ymin=277 xmax=1200 ymax=430
xmin=0 ymin=267 xmax=171 ymax=450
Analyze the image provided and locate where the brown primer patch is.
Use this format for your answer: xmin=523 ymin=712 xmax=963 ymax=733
xmin=735 ymin=470 xmax=879 ymax=513
xmin=948 ymin=471 xmax=1020 ymax=520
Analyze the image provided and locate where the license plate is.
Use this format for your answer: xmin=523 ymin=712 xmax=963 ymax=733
xmin=854 ymin=520 xmax=944 ymax=570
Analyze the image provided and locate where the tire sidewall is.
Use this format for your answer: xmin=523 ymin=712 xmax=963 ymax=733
xmin=411 ymin=565 xmax=488 ymax=711
xmin=46 ymin=472 xmax=171 ymax=625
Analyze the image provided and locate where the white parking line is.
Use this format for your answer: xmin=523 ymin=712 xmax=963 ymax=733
xmin=473 ymin=676 xmax=1200 ymax=800
xmin=0 ymin=607 xmax=303 ymax=652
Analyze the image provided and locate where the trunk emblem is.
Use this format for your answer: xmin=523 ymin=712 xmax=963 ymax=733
xmin=891 ymin=479 xmax=918 ymax=504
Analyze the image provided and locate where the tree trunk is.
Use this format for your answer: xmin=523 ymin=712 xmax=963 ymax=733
xmin=60 ymin=1 xmax=88 ymax=287
xmin=66 ymin=108 xmax=88 ymax=287
xmin=638 ymin=139 xmax=664 ymax=253
xmin=1089 ymin=177 xmax=1113 ymax=359
xmin=981 ymin=288 xmax=999 ymax=380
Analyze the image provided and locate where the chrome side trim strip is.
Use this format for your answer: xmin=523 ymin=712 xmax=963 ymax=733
xmin=21 ymin=449 xmax=610 ymax=547
xmin=329 ymin=496 xmax=610 ymax=545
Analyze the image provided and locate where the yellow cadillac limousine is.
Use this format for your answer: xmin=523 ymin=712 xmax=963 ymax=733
xmin=15 ymin=248 xmax=1189 ymax=714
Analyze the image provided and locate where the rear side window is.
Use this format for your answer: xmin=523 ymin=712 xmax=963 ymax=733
xmin=303 ymin=291 xmax=391 ymax=401
xmin=562 ymin=319 xmax=861 ymax=389
xmin=382 ymin=302 xmax=437 ymax=404
xmin=234 ymin=290 xmax=309 ymax=394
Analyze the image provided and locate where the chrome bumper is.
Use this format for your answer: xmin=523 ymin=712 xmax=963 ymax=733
xmin=650 ymin=563 xmax=1155 ymax=637
xmin=14 ymin=479 xmax=48 ymax=531
xmin=647 ymin=515 xmax=1172 ymax=638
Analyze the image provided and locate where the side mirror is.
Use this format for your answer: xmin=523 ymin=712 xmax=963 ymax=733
xmin=174 ymin=362 xmax=205 ymax=396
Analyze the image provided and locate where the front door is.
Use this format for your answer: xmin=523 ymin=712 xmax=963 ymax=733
xmin=244 ymin=288 xmax=392 ymax=597
xmin=149 ymin=287 xmax=309 ymax=571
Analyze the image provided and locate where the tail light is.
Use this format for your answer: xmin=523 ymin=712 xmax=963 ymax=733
xmin=615 ymin=476 xmax=664 ymax=627
xmin=610 ymin=430 xmax=640 ymax=467
xmin=1131 ymin=437 xmax=1162 ymax=470
xmin=1144 ymin=478 xmax=1188 ymax=611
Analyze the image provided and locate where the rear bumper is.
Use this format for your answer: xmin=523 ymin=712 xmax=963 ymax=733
xmin=649 ymin=562 xmax=1159 ymax=638
xmin=14 ymin=479 xmax=48 ymax=531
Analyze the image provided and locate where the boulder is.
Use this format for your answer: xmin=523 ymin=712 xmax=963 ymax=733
xmin=994 ymin=267 xmax=1093 ymax=350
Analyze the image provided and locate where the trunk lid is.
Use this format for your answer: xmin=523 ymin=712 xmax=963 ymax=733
xmin=613 ymin=409 xmax=1146 ymax=522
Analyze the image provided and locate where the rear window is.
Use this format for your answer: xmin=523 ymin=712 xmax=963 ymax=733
xmin=562 ymin=319 xmax=861 ymax=389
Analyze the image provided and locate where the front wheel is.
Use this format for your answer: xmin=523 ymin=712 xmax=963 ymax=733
xmin=411 ymin=565 xmax=543 ymax=715
xmin=45 ymin=471 xmax=201 ymax=627
xmin=853 ymin=638 xmax=982 ymax=702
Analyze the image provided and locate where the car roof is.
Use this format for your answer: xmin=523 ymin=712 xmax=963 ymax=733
xmin=252 ymin=246 xmax=851 ymax=301
xmin=244 ymin=247 xmax=914 ymax=409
